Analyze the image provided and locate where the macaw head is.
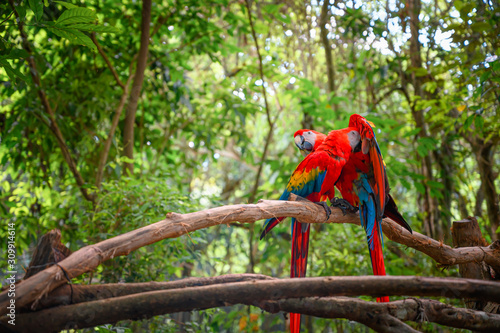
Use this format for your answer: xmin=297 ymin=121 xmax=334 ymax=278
xmin=293 ymin=129 xmax=327 ymax=157
xmin=348 ymin=114 xmax=375 ymax=137
xmin=348 ymin=114 xmax=376 ymax=154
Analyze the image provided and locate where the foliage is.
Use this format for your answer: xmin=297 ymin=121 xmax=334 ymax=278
xmin=0 ymin=0 xmax=499 ymax=331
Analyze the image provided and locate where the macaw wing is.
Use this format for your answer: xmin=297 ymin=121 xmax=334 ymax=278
xmin=260 ymin=151 xmax=335 ymax=239
xmin=349 ymin=114 xmax=387 ymax=220
xmin=356 ymin=175 xmax=380 ymax=250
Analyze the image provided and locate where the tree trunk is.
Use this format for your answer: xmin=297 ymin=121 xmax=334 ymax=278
xmin=407 ymin=0 xmax=441 ymax=239
xmin=319 ymin=0 xmax=335 ymax=95
xmin=475 ymin=141 xmax=500 ymax=240
xmin=452 ymin=217 xmax=495 ymax=311
xmin=122 ymin=0 xmax=152 ymax=175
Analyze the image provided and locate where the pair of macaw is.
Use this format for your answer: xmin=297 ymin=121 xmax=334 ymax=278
xmin=260 ymin=114 xmax=412 ymax=333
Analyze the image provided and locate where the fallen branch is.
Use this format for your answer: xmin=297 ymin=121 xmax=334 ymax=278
xmin=34 ymin=273 xmax=273 ymax=309
xmin=2 ymin=197 xmax=500 ymax=315
xmin=7 ymin=275 xmax=500 ymax=332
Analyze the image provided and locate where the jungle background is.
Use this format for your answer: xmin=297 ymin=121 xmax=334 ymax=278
xmin=0 ymin=0 xmax=499 ymax=331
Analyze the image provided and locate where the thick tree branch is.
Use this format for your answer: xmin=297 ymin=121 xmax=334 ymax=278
xmin=8 ymin=276 xmax=500 ymax=332
xmin=34 ymin=274 xmax=500 ymax=332
xmin=2 ymin=197 xmax=500 ymax=315
xmin=8 ymin=0 xmax=95 ymax=203
xmin=122 ymin=0 xmax=152 ymax=175
xmin=266 ymin=297 xmax=500 ymax=333
xmin=35 ymin=274 xmax=273 ymax=309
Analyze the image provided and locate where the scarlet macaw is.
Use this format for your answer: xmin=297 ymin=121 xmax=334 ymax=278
xmin=260 ymin=126 xmax=363 ymax=332
xmin=294 ymin=114 xmax=412 ymax=303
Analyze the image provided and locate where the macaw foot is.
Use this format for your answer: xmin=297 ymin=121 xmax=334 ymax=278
xmin=314 ymin=201 xmax=332 ymax=221
xmin=331 ymin=197 xmax=358 ymax=215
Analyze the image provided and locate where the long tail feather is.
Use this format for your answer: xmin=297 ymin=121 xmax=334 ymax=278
xmin=384 ymin=194 xmax=412 ymax=233
xmin=368 ymin=227 xmax=389 ymax=302
xmin=290 ymin=220 xmax=310 ymax=332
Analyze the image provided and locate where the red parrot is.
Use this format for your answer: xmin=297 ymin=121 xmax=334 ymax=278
xmin=260 ymin=127 xmax=363 ymax=332
xmin=294 ymin=114 xmax=412 ymax=303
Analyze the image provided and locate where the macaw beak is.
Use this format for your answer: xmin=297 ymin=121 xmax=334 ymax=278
xmin=294 ymin=135 xmax=314 ymax=156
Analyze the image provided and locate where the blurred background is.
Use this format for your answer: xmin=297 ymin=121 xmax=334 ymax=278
xmin=1 ymin=0 xmax=499 ymax=331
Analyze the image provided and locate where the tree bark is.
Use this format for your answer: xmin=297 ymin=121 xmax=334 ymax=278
xmin=122 ymin=0 xmax=152 ymax=175
xmin=452 ymin=217 xmax=498 ymax=312
xmin=8 ymin=276 xmax=500 ymax=332
xmin=2 ymin=196 xmax=500 ymax=315
xmin=23 ymin=229 xmax=71 ymax=279
xmin=475 ymin=141 xmax=500 ymax=240
xmin=407 ymin=0 xmax=441 ymax=239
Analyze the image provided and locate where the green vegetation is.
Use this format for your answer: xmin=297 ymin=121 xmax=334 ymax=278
xmin=1 ymin=0 xmax=499 ymax=331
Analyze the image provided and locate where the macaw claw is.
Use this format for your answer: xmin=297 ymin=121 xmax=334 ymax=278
xmin=331 ymin=197 xmax=358 ymax=215
xmin=314 ymin=201 xmax=332 ymax=221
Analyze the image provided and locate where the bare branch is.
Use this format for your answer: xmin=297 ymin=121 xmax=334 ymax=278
xmin=2 ymin=197 xmax=499 ymax=315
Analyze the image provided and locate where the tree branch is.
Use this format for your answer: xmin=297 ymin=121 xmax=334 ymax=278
xmin=9 ymin=276 xmax=500 ymax=332
xmin=34 ymin=274 xmax=273 ymax=309
xmin=245 ymin=0 xmax=278 ymax=203
xmin=94 ymin=72 xmax=134 ymax=187
xmin=8 ymin=0 xmax=95 ymax=203
xmin=266 ymin=297 xmax=500 ymax=332
xmin=2 ymin=197 xmax=500 ymax=315
xmin=91 ymin=33 xmax=125 ymax=89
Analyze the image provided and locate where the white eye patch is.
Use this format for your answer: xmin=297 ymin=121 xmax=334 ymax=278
xmin=347 ymin=130 xmax=361 ymax=150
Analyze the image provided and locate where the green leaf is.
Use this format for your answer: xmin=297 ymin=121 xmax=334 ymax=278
xmin=427 ymin=180 xmax=445 ymax=190
xmin=16 ymin=5 xmax=26 ymax=21
xmin=404 ymin=127 xmax=422 ymax=138
xmin=28 ymin=0 xmax=43 ymax=21
xmin=69 ymin=24 xmax=120 ymax=33
xmin=46 ymin=26 xmax=97 ymax=51
xmin=474 ymin=115 xmax=484 ymax=131
xmin=276 ymin=15 xmax=291 ymax=24
xmin=407 ymin=67 xmax=427 ymax=77
xmin=470 ymin=22 xmax=490 ymax=32
xmin=0 ymin=58 xmax=27 ymax=81
xmin=56 ymin=8 xmax=96 ymax=26
xmin=414 ymin=182 xmax=425 ymax=195
xmin=53 ymin=0 xmax=78 ymax=9
xmin=263 ymin=4 xmax=281 ymax=14
xmin=416 ymin=144 xmax=428 ymax=157
xmin=463 ymin=114 xmax=474 ymax=130
xmin=6 ymin=49 xmax=29 ymax=60
xmin=120 ymin=156 xmax=134 ymax=164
